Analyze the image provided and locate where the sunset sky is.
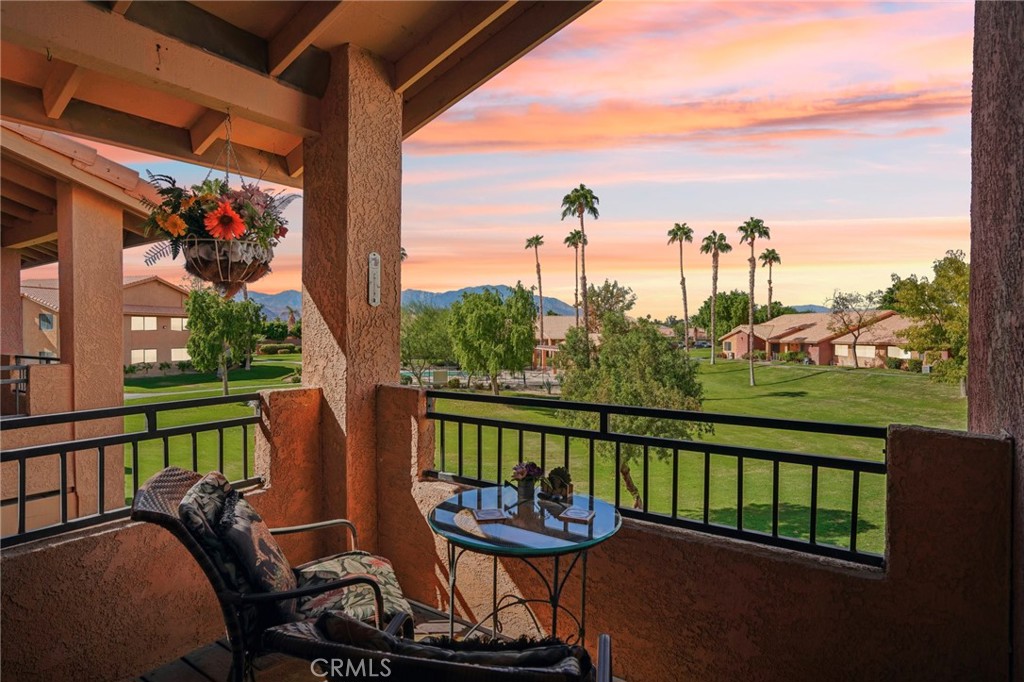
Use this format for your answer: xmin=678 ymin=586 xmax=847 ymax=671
xmin=30 ymin=1 xmax=975 ymax=319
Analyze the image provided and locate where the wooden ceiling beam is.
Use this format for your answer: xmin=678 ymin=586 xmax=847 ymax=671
xmin=2 ymin=212 xmax=57 ymax=248
xmin=268 ymin=1 xmax=345 ymax=78
xmin=42 ymin=60 xmax=84 ymax=120
xmin=0 ymin=181 xmax=56 ymax=214
xmin=0 ymin=198 xmax=35 ymax=222
xmin=1 ymin=1 xmax=320 ymax=137
xmin=285 ymin=144 xmax=303 ymax=178
xmin=403 ymin=1 xmax=596 ymax=137
xmin=395 ymin=1 xmax=517 ymax=94
xmin=110 ymin=1 xmax=133 ymax=15
xmin=189 ymin=110 xmax=229 ymax=155
xmin=0 ymin=161 xmax=57 ymax=198
xmin=2 ymin=81 xmax=302 ymax=190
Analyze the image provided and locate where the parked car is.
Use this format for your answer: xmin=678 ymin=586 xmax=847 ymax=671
xmin=694 ymin=340 xmax=712 ymax=348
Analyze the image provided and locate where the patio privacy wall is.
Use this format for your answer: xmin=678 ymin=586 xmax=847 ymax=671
xmin=375 ymin=386 xmax=1013 ymax=682
xmin=0 ymin=385 xmax=1012 ymax=681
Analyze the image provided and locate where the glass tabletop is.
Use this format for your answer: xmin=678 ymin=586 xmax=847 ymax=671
xmin=427 ymin=485 xmax=622 ymax=557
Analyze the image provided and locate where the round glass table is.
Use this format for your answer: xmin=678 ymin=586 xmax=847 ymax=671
xmin=428 ymin=484 xmax=621 ymax=641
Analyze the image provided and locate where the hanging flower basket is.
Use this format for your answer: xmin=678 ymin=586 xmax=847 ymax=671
xmin=142 ymin=173 xmax=297 ymax=297
xmin=181 ymin=237 xmax=274 ymax=298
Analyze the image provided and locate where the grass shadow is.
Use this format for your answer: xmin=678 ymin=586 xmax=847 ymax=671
xmin=700 ymin=502 xmax=881 ymax=548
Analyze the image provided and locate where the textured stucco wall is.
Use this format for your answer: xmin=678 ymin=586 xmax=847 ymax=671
xmin=968 ymin=4 xmax=1024 ymax=677
xmin=376 ymin=392 xmax=1012 ymax=682
xmin=302 ymin=44 xmax=402 ymax=554
xmin=1 ymin=248 xmax=22 ymax=355
xmin=0 ymin=388 xmax=326 ymax=681
xmin=56 ymin=183 xmax=124 ymax=515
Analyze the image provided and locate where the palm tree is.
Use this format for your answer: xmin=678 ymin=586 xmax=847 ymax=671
xmin=563 ymin=229 xmax=587 ymax=327
xmin=737 ymin=217 xmax=771 ymax=386
xmin=667 ymin=222 xmax=694 ymax=348
xmin=400 ymin=246 xmax=408 ymax=262
xmin=560 ymin=184 xmax=600 ymax=334
xmin=759 ymin=248 xmax=781 ymax=320
xmin=700 ymin=231 xmax=732 ymax=365
xmin=284 ymin=305 xmax=298 ymax=328
xmin=525 ymin=235 xmax=546 ymax=368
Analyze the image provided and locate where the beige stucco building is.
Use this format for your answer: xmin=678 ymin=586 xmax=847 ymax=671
xmin=21 ymin=275 xmax=190 ymax=367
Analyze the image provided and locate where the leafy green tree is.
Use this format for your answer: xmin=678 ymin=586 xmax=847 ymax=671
xmin=525 ymin=235 xmax=546 ymax=356
xmin=563 ymin=230 xmax=587 ymax=327
xmin=738 ymin=217 xmax=771 ymax=386
xmin=557 ymin=313 xmax=709 ymax=507
xmin=759 ymin=248 xmax=782 ymax=319
xmin=289 ymin=320 xmax=302 ymax=339
xmin=667 ymin=222 xmax=695 ymax=347
xmin=826 ymin=290 xmax=884 ymax=369
xmin=448 ymin=284 xmax=537 ymax=395
xmin=262 ymin=319 xmax=289 ymax=341
xmin=699 ymin=231 xmax=733 ymax=364
xmin=560 ymin=184 xmax=600 ymax=335
xmin=586 ymin=279 xmax=637 ymax=332
xmin=186 ymin=289 xmax=263 ymax=395
xmin=400 ymin=304 xmax=454 ymax=386
xmin=692 ymin=290 xmax=794 ymax=348
xmin=891 ymin=250 xmax=969 ymax=394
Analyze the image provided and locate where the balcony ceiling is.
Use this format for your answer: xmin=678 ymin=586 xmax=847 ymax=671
xmin=0 ymin=1 xmax=596 ymax=189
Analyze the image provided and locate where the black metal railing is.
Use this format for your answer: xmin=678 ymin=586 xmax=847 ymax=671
xmin=0 ymin=365 xmax=28 ymax=415
xmin=14 ymin=354 xmax=60 ymax=365
xmin=0 ymin=394 xmax=261 ymax=548
xmin=424 ymin=391 xmax=887 ymax=567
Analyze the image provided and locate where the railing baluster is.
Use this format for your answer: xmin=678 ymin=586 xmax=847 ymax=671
xmin=736 ymin=455 xmax=743 ymax=530
xmin=563 ymin=435 xmax=570 ymax=470
xmin=496 ymin=426 xmax=503 ymax=484
xmin=97 ymin=446 xmax=105 ymax=513
xmin=703 ymin=450 xmax=711 ymax=525
xmin=772 ymin=460 xmax=780 ymax=537
xmin=642 ymin=445 xmax=649 ymax=514
xmin=850 ymin=470 xmax=861 ymax=552
xmin=191 ymin=432 xmax=198 ymax=472
xmin=614 ymin=442 xmax=621 ymax=508
xmin=588 ymin=439 xmax=595 ymax=496
xmin=809 ymin=465 xmax=819 ymax=544
xmin=242 ymin=424 xmax=249 ymax=478
xmin=540 ymin=432 xmax=546 ymax=471
xmin=132 ymin=441 xmax=140 ymax=495
xmin=439 ymin=418 xmax=446 ymax=471
xmin=476 ymin=424 xmax=483 ymax=479
xmin=518 ymin=430 xmax=524 ymax=464
xmin=671 ymin=448 xmax=679 ymax=519
xmin=59 ymin=450 xmax=68 ymax=524
xmin=163 ymin=436 xmax=170 ymax=468
xmin=17 ymin=458 xmax=26 ymax=534
xmin=457 ymin=422 xmax=464 ymax=477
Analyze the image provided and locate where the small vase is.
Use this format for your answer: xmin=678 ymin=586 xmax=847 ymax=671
xmin=517 ymin=479 xmax=535 ymax=502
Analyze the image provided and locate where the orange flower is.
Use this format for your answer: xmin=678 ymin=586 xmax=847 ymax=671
xmin=204 ymin=200 xmax=246 ymax=240
xmin=180 ymin=196 xmax=196 ymax=211
xmin=164 ymin=214 xmax=188 ymax=237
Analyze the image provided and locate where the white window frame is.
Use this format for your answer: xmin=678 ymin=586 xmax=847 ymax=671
xmin=170 ymin=317 xmax=188 ymax=331
xmin=887 ymin=346 xmax=912 ymax=359
xmin=171 ymin=347 xmax=190 ymax=362
xmin=724 ymin=341 xmax=732 ymax=351
xmin=834 ymin=344 xmax=849 ymax=356
xmin=131 ymin=316 xmax=157 ymax=331
xmin=131 ymin=348 xmax=158 ymax=364
xmin=39 ymin=312 xmax=54 ymax=331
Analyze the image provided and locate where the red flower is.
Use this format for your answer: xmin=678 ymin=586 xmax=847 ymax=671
xmin=204 ymin=200 xmax=246 ymax=240
xmin=274 ymin=225 xmax=288 ymax=239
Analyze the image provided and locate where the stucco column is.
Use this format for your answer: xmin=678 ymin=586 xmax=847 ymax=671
xmin=57 ymin=182 xmax=124 ymax=516
xmin=302 ymin=45 xmax=402 ymax=553
xmin=968 ymin=3 xmax=1024 ymax=678
xmin=1 ymin=248 xmax=22 ymax=355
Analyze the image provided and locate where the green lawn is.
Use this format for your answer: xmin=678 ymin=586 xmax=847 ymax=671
xmin=125 ymin=362 xmax=298 ymax=393
xmin=432 ymin=360 xmax=967 ymax=556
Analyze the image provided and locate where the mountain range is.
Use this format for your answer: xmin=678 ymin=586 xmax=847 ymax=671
xmin=245 ymin=286 xmax=575 ymax=320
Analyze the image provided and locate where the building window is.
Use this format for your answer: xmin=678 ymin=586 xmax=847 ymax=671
xmin=170 ymin=317 xmax=188 ymax=331
xmin=856 ymin=345 xmax=876 ymax=357
xmin=171 ymin=347 xmax=190 ymax=362
xmin=131 ymin=316 xmax=157 ymax=331
xmin=834 ymin=344 xmax=849 ymax=356
xmin=724 ymin=341 xmax=732 ymax=351
xmin=887 ymin=346 xmax=912 ymax=359
xmin=39 ymin=313 xmax=54 ymax=331
xmin=130 ymin=348 xmax=157 ymax=364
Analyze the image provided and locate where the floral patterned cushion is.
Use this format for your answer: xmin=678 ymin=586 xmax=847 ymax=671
xmin=296 ymin=553 xmax=412 ymax=628
xmin=178 ymin=472 xmax=253 ymax=594
xmin=217 ymin=490 xmax=298 ymax=622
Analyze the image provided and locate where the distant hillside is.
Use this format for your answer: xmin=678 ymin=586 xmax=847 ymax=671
xmin=792 ymin=304 xmax=830 ymax=313
xmin=402 ymin=285 xmax=574 ymax=315
xmin=244 ymin=286 xmax=575 ymax=319
xmin=243 ymin=289 xmax=302 ymax=321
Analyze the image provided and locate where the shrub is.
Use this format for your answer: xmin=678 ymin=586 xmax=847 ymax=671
xmin=884 ymin=357 xmax=904 ymax=370
xmin=289 ymin=321 xmax=301 ymax=339
xmin=137 ymin=362 xmax=153 ymax=374
xmin=158 ymin=361 xmax=172 ymax=375
xmin=258 ymin=343 xmax=297 ymax=355
xmin=716 ymin=352 xmax=728 ymax=359
xmin=447 ymin=377 xmax=461 ymax=389
xmin=262 ymin=320 xmax=289 ymax=341
xmin=277 ymin=348 xmax=292 ymax=354
xmin=176 ymin=360 xmax=194 ymax=373
xmin=474 ymin=382 xmax=488 ymax=391
xmin=906 ymin=358 xmax=923 ymax=373
xmin=124 ymin=364 xmax=137 ymax=375
xmin=399 ymin=375 xmax=413 ymax=385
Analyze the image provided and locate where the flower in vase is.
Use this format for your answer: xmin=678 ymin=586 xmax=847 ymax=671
xmin=512 ymin=461 xmax=543 ymax=482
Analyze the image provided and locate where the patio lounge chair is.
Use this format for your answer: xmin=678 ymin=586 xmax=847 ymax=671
xmin=130 ymin=467 xmax=415 ymax=681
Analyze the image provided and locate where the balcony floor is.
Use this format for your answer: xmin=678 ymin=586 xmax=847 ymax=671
xmin=132 ymin=602 xmax=491 ymax=682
